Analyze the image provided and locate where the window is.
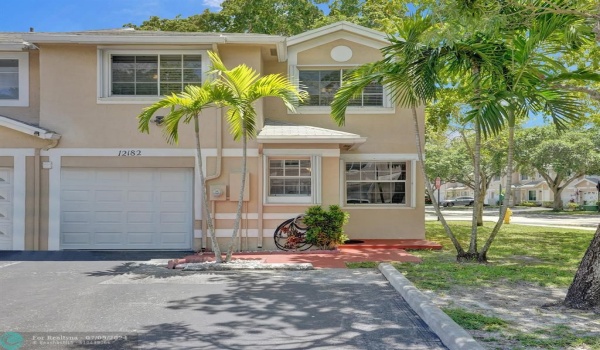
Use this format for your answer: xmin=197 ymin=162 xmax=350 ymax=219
xmin=345 ymin=161 xmax=406 ymax=205
xmin=264 ymin=154 xmax=321 ymax=204
xmin=528 ymin=190 xmax=537 ymax=201
xmin=99 ymin=50 xmax=208 ymax=101
xmin=493 ymin=175 xmax=501 ymax=181
xmin=299 ymin=69 xmax=383 ymax=107
xmin=521 ymin=173 xmax=529 ymax=181
xmin=0 ymin=53 xmax=28 ymax=107
xmin=268 ymin=159 xmax=312 ymax=197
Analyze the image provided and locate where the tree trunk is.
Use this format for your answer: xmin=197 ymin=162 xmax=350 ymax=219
xmin=477 ymin=185 xmax=486 ymax=226
xmin=194 ymin=115 xmax=222 ymax=262
xmin=226 ymin=125 xmax=248 ymax=262
xmin=481 ymin=119 xmax=516 ymax=260
xmin=552 ymin=186 xmax=564 ymax=211
xmin=469 ymin=121 xmax=481 ymax=252
xmin=564 ymin=225 xmax=600 ymax=309
xmin=410 ymin=107 xmax=465 ymax=256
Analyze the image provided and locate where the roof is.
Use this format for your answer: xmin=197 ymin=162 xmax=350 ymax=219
xmin=0 ymin=115 xmax=61 ymax=140
xmin=22 ymin=29 xmax=285 ymax=45
xmin=287 ymin=21 xmax=388 ymax=47
xmin=0 ymin=33 xmax=36 ymax=51
xmin=518 ymin=180 xmax=545 ymax=189
xmin=258 ymin=119 xmax=366 ymax=149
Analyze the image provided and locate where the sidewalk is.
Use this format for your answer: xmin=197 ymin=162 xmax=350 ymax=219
xmin=174 ymin=239 xmax=442 ymax=268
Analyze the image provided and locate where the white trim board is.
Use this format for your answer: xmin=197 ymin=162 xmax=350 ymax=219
xmin=12 ymin=156 xmax=25 ymax=250
xmin=41 ymin=148 xmax=260 ymax=157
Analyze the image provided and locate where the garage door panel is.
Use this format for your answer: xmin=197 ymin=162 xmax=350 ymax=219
xmin=0 ymin=169 xmax=12 ymax=184
xmin=126 ymin=232 xmax=155 ymax=244
xmin=62 ymin=231 xmax=92 ymax=245
xmin=95 ymin=190 xmax=123 ymax=202
xmin=63 ymin=211 xmax=90 ymax=223
xmin=127 ymin=212 xmax=154 ymax=223
xmin=159 ymin=170 xmax=188 ymax=182
xmin=94 ymin=232 xmax=123 ymax=245
xmin=61 ymin=168 xmax=192 ymax=250
xmin=62 ymin=189 xmax=92 ymax=202
xmin=128 ymin=191 xmax=154 ymax=202
xmin=95 ymin=211 xmax=122 ymax=223
xmin=0 ymin=188 xmax=11 ymax=202
xmin=160 ymin=212 xmax=187 ymax=223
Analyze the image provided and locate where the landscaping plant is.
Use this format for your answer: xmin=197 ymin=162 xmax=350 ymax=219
xmin=303 ymin=205 xmax=349 ymax=249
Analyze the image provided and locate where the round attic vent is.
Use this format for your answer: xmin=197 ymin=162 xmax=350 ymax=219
xmin=331 ymin=46 xmax=352 ymax=62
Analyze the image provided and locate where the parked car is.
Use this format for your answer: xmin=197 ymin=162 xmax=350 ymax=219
xmin=442 ymin=196 xmax=475 ymax=207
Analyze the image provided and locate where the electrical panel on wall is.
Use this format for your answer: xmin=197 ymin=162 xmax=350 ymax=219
xmin=229 ymin=173 xmax=250 ymax=202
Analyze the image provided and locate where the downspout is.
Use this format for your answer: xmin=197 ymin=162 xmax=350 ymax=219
xmin=34 ymin=137 xmax=60 ymax=250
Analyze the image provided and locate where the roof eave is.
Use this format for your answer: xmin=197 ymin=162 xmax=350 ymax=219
xmin=0 ymin=115 xmax=61 ymax=140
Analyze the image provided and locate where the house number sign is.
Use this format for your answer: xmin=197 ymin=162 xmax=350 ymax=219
xmin=118 ymin=150 xmax=142 ymax=156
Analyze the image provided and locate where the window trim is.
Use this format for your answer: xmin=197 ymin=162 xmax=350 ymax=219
xmin=290 ymin=65 xmax=394 ymax=114
xmin=263 ymin=154 xmax=321 ymax=205
xmin=97 ymin=49 xmax=209 ymax=104
xmin=0 ymin=52 xmax=29 ymax=107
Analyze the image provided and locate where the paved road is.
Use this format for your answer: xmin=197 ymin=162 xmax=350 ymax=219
xmin=0 ymin=256 xmax=446 ymax=350
xmin=426 ymin=206 xmax=600 ymax=230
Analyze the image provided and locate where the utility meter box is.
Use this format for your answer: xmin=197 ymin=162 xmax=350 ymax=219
xmin=209 ymin=185 xmax=227 ymax=201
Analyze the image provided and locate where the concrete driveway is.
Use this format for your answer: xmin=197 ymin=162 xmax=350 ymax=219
xmin=0 ymin=254 xmax=446 ymax=349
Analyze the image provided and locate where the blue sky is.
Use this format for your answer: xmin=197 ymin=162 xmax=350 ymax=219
xmin=1 ymin=0 xmax=222 ymax=32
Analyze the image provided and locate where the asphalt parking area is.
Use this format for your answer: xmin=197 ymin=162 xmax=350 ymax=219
xmin=0 ymin=253 xmax=446 ymax=349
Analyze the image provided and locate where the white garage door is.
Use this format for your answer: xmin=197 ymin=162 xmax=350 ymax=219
xmin=0 ymin=168 xmax=13 ymax=250
xmin=60 ymin=168 xmax=193 ymax=250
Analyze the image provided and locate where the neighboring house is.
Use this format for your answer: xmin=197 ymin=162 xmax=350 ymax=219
xmin=487 ymin=171 xmax=600 ymax=206
xmin=563 ymin=176 xmax=600 ymax=205
xmin=438 ymin=182 xmax=473 ymax=202
xmin=0 ymin=22 xmax=425 ymax=251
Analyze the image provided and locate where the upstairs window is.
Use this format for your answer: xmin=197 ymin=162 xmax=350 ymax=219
xmin=299 ymin=69 xmax=383 ymax=107
xmin=111 ymin=54 xmax=202 ymax=96
xmin=0 ymin=53 xmax=28 ymax=107
xmin=99 ymin=49 xmax=208 ymax=101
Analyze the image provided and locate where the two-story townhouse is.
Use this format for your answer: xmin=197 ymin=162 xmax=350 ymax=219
xmin=0 ymin=22 xmax=425 ymax=251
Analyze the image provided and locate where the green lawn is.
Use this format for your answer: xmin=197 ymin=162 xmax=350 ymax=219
xmin=382 ymin=221 xmax=600 ymax=349
xmin=391 ymin=221 xmax=595 ymax=290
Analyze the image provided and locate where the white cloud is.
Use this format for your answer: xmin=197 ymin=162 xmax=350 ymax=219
xmin=202 ymin=0 xmax=223 ymax=9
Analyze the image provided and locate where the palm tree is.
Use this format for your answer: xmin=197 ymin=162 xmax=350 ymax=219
xmin=207 ymin=52 xmax=305 ymax=262
xmin=331 ymin=16 xmax=505 ymax=260
xmin=137 ymin=83 xmax=224 ymax=262
xmin=332 ymin=8 xmax=597 ymax=261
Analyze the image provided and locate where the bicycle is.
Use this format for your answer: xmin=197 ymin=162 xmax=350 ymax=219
xmin=273 ymin=214 xmax=313 ymax=251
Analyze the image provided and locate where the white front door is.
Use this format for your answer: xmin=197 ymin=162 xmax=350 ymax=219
xmin=0 ymin=168 xmax=13 ymax=250
xmin=60 ymin=168 xmax=193 ymax=250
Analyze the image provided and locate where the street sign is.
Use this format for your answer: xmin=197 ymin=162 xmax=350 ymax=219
xmin=435 ymin=177 xmax=441 ymax=190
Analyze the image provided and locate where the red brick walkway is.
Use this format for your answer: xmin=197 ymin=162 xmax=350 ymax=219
xmin=174 ymin=239 xmax=442 ymax=269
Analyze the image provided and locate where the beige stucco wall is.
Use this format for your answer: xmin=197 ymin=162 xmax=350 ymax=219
xmin=297 ymin=39 xmax=382 ymax=66
xmin=0 ymin=127 xmax=51 ymax=148
xmin=0 ymin=51 xmax=41 ymax=125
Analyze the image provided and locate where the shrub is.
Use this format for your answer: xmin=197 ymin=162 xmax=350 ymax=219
xmin=542 ymin=201 xmax=554 ymax=208
xmin=303 ymin=205 xmax=349 ymax=249
xmin=566 ymin=202 xmax=580 ymax=210
xmin=519 ymin=201 xmax=540 ymax=207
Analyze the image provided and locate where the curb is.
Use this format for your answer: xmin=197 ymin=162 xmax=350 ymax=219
xmin=378 ymin=263 xmax=483 ymax=350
